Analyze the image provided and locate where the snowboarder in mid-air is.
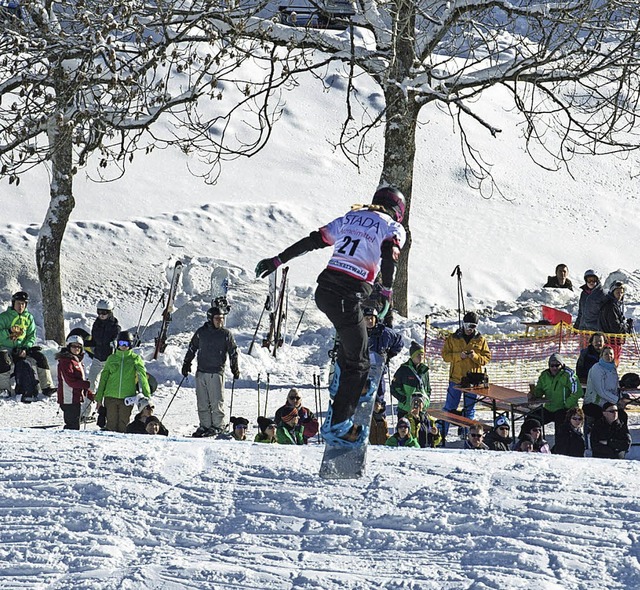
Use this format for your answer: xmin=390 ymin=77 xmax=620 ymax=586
xmin=255 ymin=186 xmax=406 ymax=445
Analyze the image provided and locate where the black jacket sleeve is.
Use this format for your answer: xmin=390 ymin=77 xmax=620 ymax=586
xmin=278 ymin=231 xmax=329 ymax=264
xmin=380 ymin=239 xmax=400 ymax=289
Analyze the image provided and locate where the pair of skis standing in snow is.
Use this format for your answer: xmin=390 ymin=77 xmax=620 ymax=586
xmin=255 ymin=187 xmax=407 ymax=454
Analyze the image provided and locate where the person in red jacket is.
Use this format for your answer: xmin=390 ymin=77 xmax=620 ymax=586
xmin=56 ymin=335 xmax=92 ymax=430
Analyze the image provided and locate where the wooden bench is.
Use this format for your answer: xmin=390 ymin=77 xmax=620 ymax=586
xmin=428 ymin=408 xmax=489 ymax=430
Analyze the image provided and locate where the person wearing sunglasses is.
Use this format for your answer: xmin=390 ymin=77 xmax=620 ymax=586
xmin=483 ymin=415 xmax=512 ymax=451
xmin=440 ymin=311 xmax=491 ymax=443
xmin=385 ymin=417 xmax=420 ymax=448
xmin=513 ymin=418 xmax=550 ymax=453
xmin=87 ymin=299 xmax=121 ymax=392
xmin=528 ymin=352 xmax=583 ymax=433
xmin=55 ymin=335 xmax=93 ymax=430
xmin=254 ymin=416 xmax=278 ymax=443
xmin=95 ymin=330 xmax=151 ymax=432
xmin=228 ymin=416 xmax=250 ymax=441
xmin=464 ymin=425 xmax=489 ymax=450
xmin=274 ymin=388 xmax=318 ymax=443
xmin=590 ymin=402 xmax=631 ymax=459
xmin=552 ymin=408 xmax=585 ymax=457
xmin=182 ymin=306 xmax=239 ymax=438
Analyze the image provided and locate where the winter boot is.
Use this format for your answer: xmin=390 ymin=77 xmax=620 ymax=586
xmin=321 ymin=418 xmax=364 ymax=447
xmin=192 ymin=426 xmax=208 ymax=438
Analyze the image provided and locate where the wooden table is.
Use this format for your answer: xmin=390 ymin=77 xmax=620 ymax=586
xmin=459 ymin=384 xmax=542 ymax=439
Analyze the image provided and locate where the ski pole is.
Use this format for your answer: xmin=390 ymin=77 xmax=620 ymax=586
xmin=256 ymin=373 xmax=261 ymax=419
xmin=229 ymin=376 xmax=236 ymax=419
xmin=248 ymin=298 xmax=268 ymax=354
xmin=263 ymin=373 xmax=270 ymax=416
xmin=135 ymin=287 xmax=151 ymax=344
xmin=161 ymin=375 xmax=186 ymax=422
xmin=138 ymin=293 xmax=165 ymax=343
xmin=451 ymin=265 xmax=465 ymax=329
xmin=316 ymin=373 xmax=323 ymax=443
xmin=290 ymin=294 xmax=312 ymax=346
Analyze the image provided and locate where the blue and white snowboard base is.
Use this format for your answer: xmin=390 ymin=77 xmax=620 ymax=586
xmin=319 ymin=352 xmax=385 ymax=479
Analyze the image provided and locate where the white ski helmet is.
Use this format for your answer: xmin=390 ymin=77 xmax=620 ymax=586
xmin=66 ymin=335 xmax=84 ymax=349
xmin=97 ymin=299 xmax=113 ymax=312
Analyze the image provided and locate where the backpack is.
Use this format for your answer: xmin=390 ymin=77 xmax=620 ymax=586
xmin=12 ymin=358 xmax=39 ymax=397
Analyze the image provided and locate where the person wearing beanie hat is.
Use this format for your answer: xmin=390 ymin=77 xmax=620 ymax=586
xmin=125 ymin=400 xmax=168 ymax=436
xmin=227 ymin=416 xmax=250 ymax=441
xmin=364 ymin=307 xmax=403 ymax=405
xmin=390 ymin=341 xmax=431 ymax=420
xmin=384 ymin=417 xmax=420 ymax=448
xmin=276 ymin=407 xmax=304 ymax=445
xmin=181 ymin=303 xmax=240 ymax=438
xmin=274 ymin=388 xmax=319 ymax=444
xmin=440 ymin=311 xmax=491 ymax=442
xmin=55 ymin=335 xmax=92 ymax=430
xmin=255 ymin=416 xmax=278 ymax=443
xmin=543 ymin=264 xmax=573 ymax=291
xmin=528 ymin=352 xmax=583 ymax=433
xmin=574 ymin=270 xmax=605 ymax=331
xmin=590 ymin=402 xmax=631 ymax=459
xmin=144 ymin=415 xmax=163 ymax=435
xmin=515 ymin=434 xmax=535 ymax=452
xmin=599 ymin=280 xmax=632 ymax=338
xmin=483 ymin=415 xmax=512 ymax=451
xmin=512 ymin=418 xmax=550 ymax=453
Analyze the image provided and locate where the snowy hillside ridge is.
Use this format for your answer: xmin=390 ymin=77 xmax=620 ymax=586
xmin=1 ymin=429 xmax=640 ymax=589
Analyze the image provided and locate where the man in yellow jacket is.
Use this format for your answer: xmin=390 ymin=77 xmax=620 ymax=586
xmin=440 ymin=311 xmax=491 ymax=441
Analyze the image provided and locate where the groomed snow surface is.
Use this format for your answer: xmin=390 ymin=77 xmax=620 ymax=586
xmin=2 ymin=64 xmax=640 ymax=588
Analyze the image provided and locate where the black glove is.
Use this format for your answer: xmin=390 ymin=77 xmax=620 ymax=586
xmin=255 ymin=257 xmax=282 ymax=279
xmin=181 ymin=363 xmax=191 ymax=378
xmin=627 ymin=318 xmax=634 ymax=330
xmin=232 ymin=368 xmax=240 ymax=380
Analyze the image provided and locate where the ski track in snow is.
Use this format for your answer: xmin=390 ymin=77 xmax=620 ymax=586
xmin=1 ymin=428 xmax=639 ymax=590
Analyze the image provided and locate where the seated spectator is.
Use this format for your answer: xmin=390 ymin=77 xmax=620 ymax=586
xmin=126 ymin=398 xmax=168 ymax=435
xmin=576 ymin=332 xmax=607 ymax=383
xmin=552 ymin=408 xmax=585 ymax=457
xmin=515 ymin=434 xmax=535 ymax=452
xmin=229 ymin=416 xmax=249 ymax=441
xmin=384 ymin=417 xmax=420 ymax=448
xmin=617 ymin=392 xmax=633 ymax=428
xmin=544 ymin=264 xmax=573 ymax=290
xmin=276 ymin=407 xmax=304 ymax=445
xmin=406 ymin=393 xmax=441 ymax=448
xmin=590 ymin=402 xmax=632 ymax=459
xmin=483 ymin=415 xmax=512 ymax=451
xmin=464 ymin=424 xmax=489 ymax=450
xmin=369 ymin=399 xmax=389 ymax=446
xmin=390 ymin=341 xmax=431 ymax=420
xmin=254 ymin=416 xmax=278 ymax=443
xmin=513 ymin=418 xmax=550 ymax=453
xmin=584 ymin=346 xmax=619 ymax=421
xmin=528 ymin=353 xmax=583 ymax=431
xmin=275 ymin=388 xmax=318 ymax=443
xmin=144 ymin=416 xmax=163 ymax=435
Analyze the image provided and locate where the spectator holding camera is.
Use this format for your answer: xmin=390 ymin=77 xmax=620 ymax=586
xmin=406 ymin=393 xmax=441 ymax=448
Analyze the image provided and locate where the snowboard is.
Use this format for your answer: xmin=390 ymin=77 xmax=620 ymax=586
xmin=319 ymin=352 xmax=385 ymax=480
xmin=210 ymin=266 xmax=230 ymax=313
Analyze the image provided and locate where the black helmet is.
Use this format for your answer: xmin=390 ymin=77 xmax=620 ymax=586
xmin=372 ymin=186 xmax=406 ymax=223
xmin=207 ymin=307 xmax=225 ymax=322
xmin=363 ymin=307 xmax=378 ymax=318
xmin=116 ymin=330 xmax=134 ymax=347
xmin=11 ymin=291 xmax=29 ymax=305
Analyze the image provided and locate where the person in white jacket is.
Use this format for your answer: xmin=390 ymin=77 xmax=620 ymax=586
xmin=584 ymin=346 xmax=619 ymax=422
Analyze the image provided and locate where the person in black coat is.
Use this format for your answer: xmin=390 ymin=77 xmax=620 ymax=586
xmin=590 ymin=402 xmax=632 ymax=459
xmin=543 ymin=264 xmax=573 ymax=290
xmin=87 ymin=300 xmax=121 ymax=391
xmin=552 ymin=408 xmax=585 ymax=457
xmin=599 ymin=281 xmax=631 ymax=335
xmin=576 ymin=332 xmax=607 ymax=383
xmin=125 ymin=399 xmax=168 ymax=436
xmin=483 ymin=415 xmax=512 ymax=451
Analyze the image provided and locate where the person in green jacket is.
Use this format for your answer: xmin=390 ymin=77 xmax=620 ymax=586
xmin=390 ymin=341 xmax=431 ymax=419
xmin=0 ymin=291 xmax=56 ymax=398
xmin=385 ymin=417 xmax=420 ymax=448
xmin=276 ymin=407 xmax=304 ymax=445
xmin=254 ymin=416 xmax=278 ymax=443
xmin=528 ymin=352 xmax=583 ymax=432
xmin=95 ymin=330 xmax=150 ymax=433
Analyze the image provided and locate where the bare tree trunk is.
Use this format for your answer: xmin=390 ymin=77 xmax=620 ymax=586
xmin=36 ymin=114 xmax=74 ymax=344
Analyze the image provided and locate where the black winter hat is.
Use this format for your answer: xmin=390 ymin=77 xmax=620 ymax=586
xmin=522 ymin=418 xmax=542 ymax=434
xmin=463 ymin=311 xmax=479 ymax=324
xmin=230 ymin=416 xmax=249 ymax=428
xmin=409 ymin=341 xmax=424 ymax=358
xmin=257 ymin=416 xmax=277 ymax=433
